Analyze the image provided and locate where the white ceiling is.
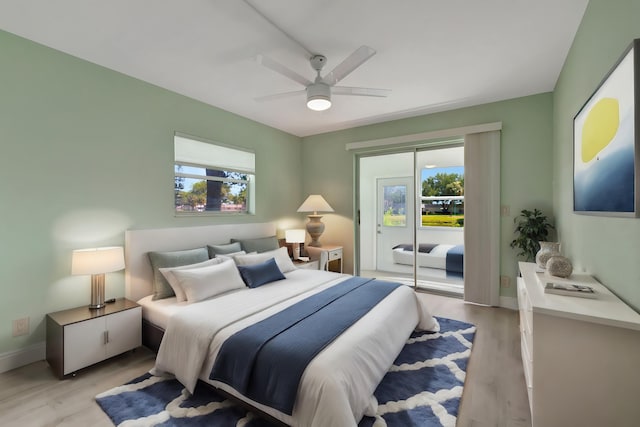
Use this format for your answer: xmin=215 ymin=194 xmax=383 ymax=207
xmin=0 ymin=0 xmax=588 ymax=137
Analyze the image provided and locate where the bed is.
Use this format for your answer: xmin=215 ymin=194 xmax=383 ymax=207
xmin=125 ymin=223 xmax=439 ymax=427
xmin=392 ymin=243 xmax=464 ymax=274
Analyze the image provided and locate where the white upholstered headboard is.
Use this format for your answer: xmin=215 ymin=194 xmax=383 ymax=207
xmin=125 ymin=222 xmax=276 ymax=302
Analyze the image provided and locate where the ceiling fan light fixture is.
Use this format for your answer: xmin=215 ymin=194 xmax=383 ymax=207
xmin=306 ymin=83 xmax=331 ymax=111
xmin=307 ymin=96 xmax=331 ymax=111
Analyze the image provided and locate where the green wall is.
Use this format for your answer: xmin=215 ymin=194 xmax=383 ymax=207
xmin=7 ymin=0 xmax=635 ymax=360
xmin=553 ymin=0 xmax=640 ymax=311
xmin=0 ymin=30 xmax=303 ymax=354
xmin=301 ymin=93 xmax=555 ymax=297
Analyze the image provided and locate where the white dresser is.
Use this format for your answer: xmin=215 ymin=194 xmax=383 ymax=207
xmin=517 ymin=262 xmax=640 ymax=427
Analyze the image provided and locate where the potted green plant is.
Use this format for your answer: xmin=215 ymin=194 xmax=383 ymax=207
xmin=510 ymin=209 xmax=554 ymax=262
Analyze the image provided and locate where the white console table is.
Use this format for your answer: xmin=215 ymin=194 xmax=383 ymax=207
xmin=517 ymin=262 xmax=640 ymax=427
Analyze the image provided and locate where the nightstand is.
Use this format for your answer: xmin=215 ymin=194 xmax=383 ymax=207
xmin=46 ymin=298 xmax=141 ymax=379
xmin=306 ymin=245 xmax=343 ymax=273
xmin=293 ymin=259 xmax=320 ymax=270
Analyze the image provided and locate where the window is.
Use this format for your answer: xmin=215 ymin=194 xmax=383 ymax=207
xmin=382 ymin=184 xmax=407 ymax=227
xmin=174 ymin=133 xmax=255 ymax=215
xmin=421 ymin=166 xmax=464 ymax=227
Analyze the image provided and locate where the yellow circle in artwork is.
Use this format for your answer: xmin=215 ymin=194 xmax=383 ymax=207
xmin=581 ymin=97 xmax=619 ymax=163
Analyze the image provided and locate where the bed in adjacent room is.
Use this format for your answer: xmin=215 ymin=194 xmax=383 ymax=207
xmin=392 ymin=243 xmax=464 ymax=275
xmin=125 ymin=223 xmax=439 ymax=427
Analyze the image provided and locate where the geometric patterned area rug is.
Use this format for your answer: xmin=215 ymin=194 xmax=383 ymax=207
xmin=96 ymin=317 xmax=476 ymax=427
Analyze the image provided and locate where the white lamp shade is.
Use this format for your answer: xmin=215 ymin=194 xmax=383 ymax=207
xmin=71 ymin=246 xmax=125 ymax=275
xmin=297 ymin=195 xmax=334 ymax=215
xmin=285 ymin=229 xmax=306 ymax=244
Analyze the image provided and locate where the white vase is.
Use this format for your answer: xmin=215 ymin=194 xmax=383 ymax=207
xmin=535 ymin=241 xmax=560 ymax=269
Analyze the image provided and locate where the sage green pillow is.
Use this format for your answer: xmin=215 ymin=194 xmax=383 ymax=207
xmin=231 ymin=236 xmax=279 ymax=253
xmin=207 ymin=241 xmax=243 ymax=258
xmin=147 ymin=247 xmax=209 ymax=300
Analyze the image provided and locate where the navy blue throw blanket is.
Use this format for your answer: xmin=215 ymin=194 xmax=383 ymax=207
xmin=446 ymin=245 xmax=464 ymax=274
xmin=210 ymin=277 xmax=402 ymax=415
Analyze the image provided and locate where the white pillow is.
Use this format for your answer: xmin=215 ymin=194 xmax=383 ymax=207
xmin=215 ymin=250 xmax=247 ymax=261
xmin=159 ymin=257 xmax=227 ymax=302
xmin=233 ymin=247 xmax=296 ymax=273
xmin=171 ymin=258 xmax=246 ymax=303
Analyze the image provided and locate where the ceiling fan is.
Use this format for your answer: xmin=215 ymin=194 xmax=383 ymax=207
xmin=255 ymin=46 xmax=391 ymax=111
xmin=241 ymin=0 xmax=388 ymax=111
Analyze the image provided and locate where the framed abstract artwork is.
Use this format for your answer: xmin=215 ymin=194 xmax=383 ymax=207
xmin=573 ymin=39 xmax=640 ymax=217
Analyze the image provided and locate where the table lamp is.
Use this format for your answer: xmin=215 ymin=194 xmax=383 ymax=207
xmin=297 ymin=194 xmax=334 ymax=247
xmin=285 ymin=229 xmax=306 ymax=259
xmin=72 ymin=246 xmax=125 ymax=309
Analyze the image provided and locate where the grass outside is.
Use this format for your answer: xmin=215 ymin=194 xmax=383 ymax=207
xmin=383 ymin=214 xmax=406 ymax=226
xmin=383 ymin=213 xmax=464 ymax=227
xmin=422 ymin=215 xmax=464 ymax=227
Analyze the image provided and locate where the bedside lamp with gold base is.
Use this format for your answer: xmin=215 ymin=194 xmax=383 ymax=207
xmin=71 ymin=246 xmax=125 ymax=309
xmin=297 ymin=194 xmax=334 ymax=247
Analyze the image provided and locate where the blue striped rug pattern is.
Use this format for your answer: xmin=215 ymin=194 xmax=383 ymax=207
xmin=96 ymin=316 xmax=476 ymax=426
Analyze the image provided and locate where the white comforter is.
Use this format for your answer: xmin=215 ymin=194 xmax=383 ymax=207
xmin=154 ymin=269 xmax=439 ymax=427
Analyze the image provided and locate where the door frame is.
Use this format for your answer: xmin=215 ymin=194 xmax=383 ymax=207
xmin=353 ymin=131 xmax=500 ymax=306
xmin=355 ymin=143 xmax=455 ymax=288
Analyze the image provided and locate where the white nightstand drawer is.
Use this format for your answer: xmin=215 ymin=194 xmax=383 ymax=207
xmin=64 ymin=317 xmax=105 ymax=374
xmin=306 ymin=245 xmax=343 ymax=273
xmin=105 ymin=307 xmax=142 ymax=358
xmin=328 ymin=249 xmax=342 ymax=260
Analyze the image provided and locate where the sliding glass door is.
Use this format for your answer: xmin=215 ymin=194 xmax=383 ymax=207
xmin=356 ymin=142 xmax=465 ymax=295
xmin=414 ymin=145 xmax=465 ymax=294
xmin=353 ymin=127 xmax=501 ymax=305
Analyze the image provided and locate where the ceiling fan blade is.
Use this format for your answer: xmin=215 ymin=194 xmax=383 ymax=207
xmin=332 ymin=86 xmax=391 ymax=97
xmin=254 ymin=89 xmax=305 ymax=102
xmin=323 ymin=45 xmax=377 ymax=86
xmin=243 ymin=0 xmax=314 ymax=58
xmin=256 ymin=54 xmax=312 ymax=87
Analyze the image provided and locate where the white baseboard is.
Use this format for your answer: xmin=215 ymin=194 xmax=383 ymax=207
xmin=0 ymin=341 xmax=46 ymax=374
xmin=499 ymin=296 xmax=518 ymax=310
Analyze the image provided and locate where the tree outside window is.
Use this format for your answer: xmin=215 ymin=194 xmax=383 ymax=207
xmin=174 ymin=134 xmax=255 ymax=215
xmin=421 ymin=167 xmax=464 ymax=227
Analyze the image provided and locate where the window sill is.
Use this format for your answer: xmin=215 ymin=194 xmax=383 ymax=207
xmin=419 ymin=226 xmax=464 ymax=231
xmin=174 ymin=211 xmax=254 ymax=217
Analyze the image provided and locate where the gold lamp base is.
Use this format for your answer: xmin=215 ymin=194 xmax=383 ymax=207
xmin=89 ymin=273 xmax=106 ymax=309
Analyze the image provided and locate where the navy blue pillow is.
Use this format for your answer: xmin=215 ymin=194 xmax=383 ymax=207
xmin=237 ymin=257 xmax=286 ymax=288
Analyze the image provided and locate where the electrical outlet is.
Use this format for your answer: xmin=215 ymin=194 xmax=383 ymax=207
xmin=500 ymin=276 xmax=511 ymax=288
xmin=500 ymin=205 xmax=510 ymax=216
xmin=12 ymin=317 xmax=29 ymax=337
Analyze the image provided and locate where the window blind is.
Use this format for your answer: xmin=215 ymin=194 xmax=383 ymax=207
xmin=174 ymin=134 xmax=255 ymax=174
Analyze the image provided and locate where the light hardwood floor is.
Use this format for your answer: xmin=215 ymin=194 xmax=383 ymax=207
xmin=0 ymin=294 xmax=531 ymax=427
